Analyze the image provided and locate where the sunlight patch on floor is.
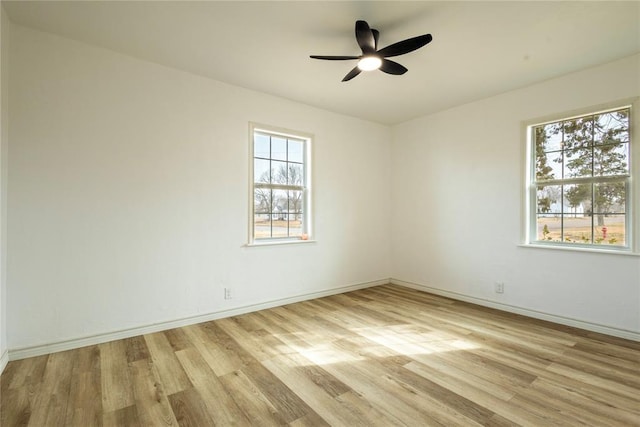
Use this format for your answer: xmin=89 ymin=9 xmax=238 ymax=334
xmin=298 ymin=345 xmax=367 ymax=366
xmin=347 ymin=324 xmax=479 ymax=357
xmin=275 ymin=324 xmax=480 ymax=367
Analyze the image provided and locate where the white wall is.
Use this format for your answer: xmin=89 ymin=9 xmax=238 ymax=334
xmin=391 ymin=54 xmax=640 ymax=336
xmin=7 ymin=24 xmax=391 ymax=351
xmin=0 ymin=5 xmax=9 ymax=372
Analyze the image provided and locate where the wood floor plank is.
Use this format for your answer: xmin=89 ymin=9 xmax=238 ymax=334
xmin=144 ymin=332 xmax=192 ymax=395
xmin=474 ymin=345 xmax=640 ymax=415
xmin=26 ymin=350 xmax=78 ymax=427
xmin=286 ymin=352 xmax=351 ymax=398
xmin=124 ymin=335 xmax=150 ymax=363
xmin=262 ymin=354 xmax=375 ymax=427
xmin=63 ymin=345 xmax=103 ymax=427
xmin=99 ymin=340 xmax=135 ymax=413
xmin=130 ymin=359 xmax=179 ymax=426
xmin=573 ymin=337 xmax=640 ymax=362
xmin=1 ymin=387 xmax=33 ymax=426
xmin=163 ymin=328 xmax=192 ymax=353
xmin=0 ymin=354 xmax=48 ymax=426
xmin=530 ymin=377 xmax=640 ymax=425
xmin=404 ymin=360 xmax=554 ymax=426
xmin=174 ymin=347 xmax=250 ymax=426
xmin=362 ymin=354 xmax=482 ymax=427
xmin=201 ymin=320 xmax=317 ymax=423
xmin=388 ymin=361 xmax=496 ymax=425
xmin=215 ymin=316 xmax=284 ymax=362
xmin=545 ymin=361 xmax=640 ymax=399
xmin=513 ymin=378 xmax=635 ymax=426
xmin=218 ymin=369 xmax=285 ymax=426
xmin=484 ymin=413 xmax=523 ymax=427
xmin=231 ymin=312 xmax=270 ymax=333
xmin=103 ymin=405 xmax=141 ymax=427
xmin=4 ymin=354 xmax=49 ymax=392
xmin=287 ymin=410 xmax=331 ymax=427
xmin=167 ymin=387 xmax=216 ymax=427
xmin=231 ymin=354 xmax=315 ymax=423
xmin=2 ymin=284 xmax=638 ymax=426
xmin=564 ymin=344 xmax=640 ymax=374
xmin=333 ymin=390 xmax=405 ymax=427
xmin=316 ymin=356 xmax=446 ymax=426
xmin=181 ymin=324 xmax=242 ymax=376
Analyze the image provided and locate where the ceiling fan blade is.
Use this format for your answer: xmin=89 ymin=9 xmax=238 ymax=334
xmin=377 ymin=34 xmax=433 ymax=58
xmin=379 ymin=59 xmax=408 ymax=75
xmin=372 ymin=29 xmax=380 ymax=50
xmin=355 ymin=20 xmax=376 ymax=54
xmin=310 ymin=55 xmax=360 ymax=60
xmin=342 ymin=66 xmax=362 ymax=82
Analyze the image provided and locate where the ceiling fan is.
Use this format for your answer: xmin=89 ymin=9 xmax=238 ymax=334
xmin=310 ymin=20 xmax=433 ymax=82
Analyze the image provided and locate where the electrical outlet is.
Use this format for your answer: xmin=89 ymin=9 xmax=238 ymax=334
xmin=224 ymin=288 xmax=232 ymax=300
xmin=494 ymin=282 xmax=504 ymax=294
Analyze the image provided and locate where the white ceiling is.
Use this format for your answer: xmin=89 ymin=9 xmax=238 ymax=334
xmin=4 ymin=1 xmax=640 ymax=125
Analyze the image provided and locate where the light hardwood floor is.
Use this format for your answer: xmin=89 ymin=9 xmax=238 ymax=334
xmin=1 ymin=284 xmax=639 ymax=426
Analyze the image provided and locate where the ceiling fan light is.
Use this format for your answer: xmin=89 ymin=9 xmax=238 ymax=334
xmin=357 ymin=55 xmax=382 ymax=71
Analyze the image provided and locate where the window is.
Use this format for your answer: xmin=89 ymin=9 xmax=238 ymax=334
xmin=527 ymin=105 xmax=633 ymax=250
xmin=250 ymin=124 xmax=311 ymax=243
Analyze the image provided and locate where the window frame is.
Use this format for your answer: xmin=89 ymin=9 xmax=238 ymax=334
xmin=523 ymin=99 xmax=639 ymax=254
xmin=248 ymin=123 xmax=313 ymax=246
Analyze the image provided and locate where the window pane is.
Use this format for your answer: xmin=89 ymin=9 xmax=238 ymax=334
xmin=536 ymin=150 xmax=562 ymax=181
xmin=562 ymin=116 xmax=593 ymax=150
xmin=254 ymin=133 xmax=270 ymax=159
xmin=254 ymin=188 xmax=271 ymax=214
xmin=289 ymin=190 xmax=303 ymax=237
xmin=536 ymin=215 xmax=561 ymax=242
xmin=594 ymin=215 xmax=625 ymax=246
xmin=254 ymin=214 xmax=271 ymax=239
xmin=288 ymin=139 xmax=304 ymax=163
xmin=287 ymin=163 xmax=303 ymax=186
xmin=595 ymin=110 xmax=629 ymax=145
xmin=272 ymin=136 xmax=287 ymax=161
xmin=563 ymin=183 xmax=591 ymax=215
xmin=271 ymin=219 xmax=289 ymax=237
xmin=535 ymin=147 xmax=561 ymax=181
xmin=271 ymin=190 xmax=289 ymax=237
xmin=593 ymin=143 xmax=629 ymax=176
xmin=272 ymin=224 xmax=289 ymax=237
xmin=594 ymin=182 xmax=625 ymax=214
xmin=563 ymin=148 xmax=592 ymax=178
xmin=271 ymin=161 xmax=288 ymax=184
xmin=254 ymin=158 xmax=271 ymax=183
xmin=562 ymin=184 xmax=593 ymax=244
xmin=288 ymin=190 xmax=303 ymax=214
xmin=562 ymin=214 xmax=592 ymax=244
xmin=289 ymin=218 xmax=302 ymax=237
xmin=536 ymin=185 xmax=562 ymax=214
xmin=536 ymin=123 xmax=562 ymax=152
xmin=273 ymin=189 xmax=288 ymax=216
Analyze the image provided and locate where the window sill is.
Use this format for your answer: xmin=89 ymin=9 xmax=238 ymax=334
xmin=518 ymin=243 xmax=640 ymax=256
xmin=245 ymin=239 xmax=317 ymax=248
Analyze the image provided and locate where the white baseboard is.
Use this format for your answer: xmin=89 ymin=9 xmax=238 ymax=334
xmin=0 ymin=349 xmax=8 ymax=374
xmin=9 ymin=278 xmax=389 ymax=361
xmin=12 ymin=276 xmax=635 ymax=361
xmin=391 ymin=278 xmax=640 ymax=342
